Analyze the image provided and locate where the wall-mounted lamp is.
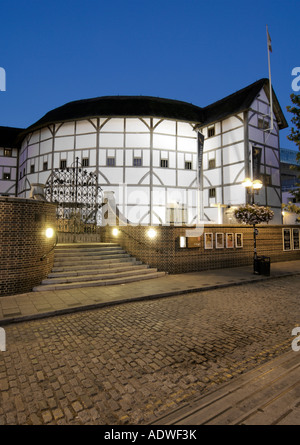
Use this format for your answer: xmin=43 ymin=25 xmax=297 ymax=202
xmin=112 ymin=228 xmax=119 ymax=236
xmin=242 ymin=178 xmax=263 ymax=204
xmin=147 ymin=228 xmax=157 ymax=239
xmin=45 ymin=227 xmax=54 ymax=239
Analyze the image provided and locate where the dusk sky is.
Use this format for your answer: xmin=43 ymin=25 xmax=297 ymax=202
xmin=0 ymin=0 xmax=299 ymax=150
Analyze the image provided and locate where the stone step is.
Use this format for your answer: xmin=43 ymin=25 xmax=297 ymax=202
xmin=41 ymin=267 xmax=157 ymax=285
xmin=33 ymin=271 xmax=166 ymax=292
xmin=51 ymin=258 xmax=142 ymax=273
xmin=48 ymin=263 xmax=148 ymax=278
xmin=53 ymin=253 xmax=131 ymax=266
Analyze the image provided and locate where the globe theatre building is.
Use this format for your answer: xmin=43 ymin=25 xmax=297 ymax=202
xmin=0 ymin=78 xmax=288 ymax=225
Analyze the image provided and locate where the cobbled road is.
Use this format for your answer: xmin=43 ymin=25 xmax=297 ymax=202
xmin=1 ymin=276 xmax=300 ymax=425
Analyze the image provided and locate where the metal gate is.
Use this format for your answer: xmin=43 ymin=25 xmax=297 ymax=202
xmin=45 ymin=157 xmax=102 ymax=235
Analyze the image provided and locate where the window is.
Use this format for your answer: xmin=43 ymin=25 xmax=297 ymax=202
xmin=82 ymin=158 xmax=89 ymax=167
xmin=60 ymin=159 xmax=67 ymax=169
xmin=3 ymin=172 xmax=10 ymax=180
xmin=107 ymin=157 xmax=115 ymax=167
xmin=209 ymin=188 xmax=216 ymax=198
xmin=133 ymin=157 xmax=142 ymax=167
xmin=43 ymin=162 xmax=48 ymax=171
xmin=208 ymin=126 xmax=215 ymax=138
xmin=160 ymin=159 xmax=168 ymax=168
xmin=258 ymin=117 xmax=269 ymax=130
xmin=185 ymin=161 xmax=192 ymax=170
xmin=264 ymin=174 xmax=272 ymax=186
xmin=4 ymin=148 xmax=12 ymax=157
xmin=208 ymin=159 xmax=216 ymax=169
xmin=30 ymin=164 xmax=35 ymax=174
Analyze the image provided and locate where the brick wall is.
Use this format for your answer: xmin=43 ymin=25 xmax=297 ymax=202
xmin=0 ymin=197 xmax=57 ymax=296
xmin=101 ymin=224 xmax=300 ymax=274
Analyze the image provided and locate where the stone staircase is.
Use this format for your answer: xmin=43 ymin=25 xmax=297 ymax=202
xmin=33 ymin=243 xmax=165 ymax=291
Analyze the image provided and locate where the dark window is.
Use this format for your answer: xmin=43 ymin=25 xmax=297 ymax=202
xmin=30 ymin=164 xmax=35 ymax=174
xmin=3 ymin=172 xmax=10 ymax=180
xmin=208 ymin=159 xmax=216 ymax=169
xmin=60 ymin=159 xmax=67 ymax=169
xmin=185 ymin=161 xmax=192 ymax=170
xmin=4 ymin=148 xmax=12 ymax=157
xmin=160 ymin=159 xmax=168 ymax=168
xmin=258 ymin=117 xmax=269 ymax=130
xmin=133 ymin=157 xmax=142 ymax=167
xmin=43 ymin=162 xmax=48 ymax=171
xmin=107 ymin=157 xmax=115 ymax=167
xmin=82 ymin=158 xmax=89 ymax=167
xmin=209 ymin=188 xmax=216 ymax=198
xmin=264 ymin=174 xmax=272 ymax=186
xmin=208 ymin=126 xmax=215 ymax=137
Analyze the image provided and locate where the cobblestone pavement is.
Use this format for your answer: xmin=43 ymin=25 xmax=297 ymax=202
xmin=0 ymin=276 xmax=300 ymax=425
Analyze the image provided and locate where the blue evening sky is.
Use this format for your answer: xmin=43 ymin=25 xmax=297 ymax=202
xmin=0 ymin=0 xmax=299 ymax=150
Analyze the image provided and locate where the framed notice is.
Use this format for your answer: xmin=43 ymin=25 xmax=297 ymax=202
xmin=235 ymin=233 xmax=243 ymax=248
xmin=215 ymin=233 xmax=224 ymax=249
xmin=293 ymin=228 xmax=300 ymax=250
xmin=283 ymin=228 xmax=291 ymax=251
xmin=226 ymin=233 xmax=234 ymax=248
xmin=187 ymin=236 xmax=201 ymax=248
xmin=204 ymin=233 xmax=213 ymax=249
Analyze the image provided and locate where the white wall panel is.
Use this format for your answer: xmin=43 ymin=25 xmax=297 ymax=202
xmin=177 ymin=122 xmax=195 ymax=137
xmin=177 ymin=170 xmax=196 ymax=187
xmin=248 ymin=126 xmax=264 ymax=144
xmin=153 ymin=168 xmax=176 ymax=186
xmin=177 ymin=137 xmax=197 ymax=152
xmin=126 ymin=118 xmax=149 ymax=132
xmin=101 ymin=133 xmax=124 ymax=148
xmin=101 ymin=118 xmax=124 ymax=132
xmin=40 ymin=127 xmax=52 ymax=141
xmin=56 ymin=122 xmax=75 ymax=136
xmin=29 ymin=131 xmax=40 ymax=144
xmin=204 ymin=168 xmax=222 ymax=185
xmin=27 ymin=144 xmax=39 ymax=158
xmin=204 ymin=135 xmax=221 ymax=151
xmin=153 ymin=134 xmax=176 ymax=150
xmin=76 ymin=120 xmax=96 ymax=134
xmin=223 ymin=163 xmax=244 ymax=184
xmin=40 ymin=139 xmax=52 ymax=154
xmin=222 ymin=127 xmax=244 ymax=146
xmin=125 ymin=168 xmax=149 ymax=184
xmin=154 ymin=119 xmax=176 ymax=135
xmin=54 ymin=136 xmax=74 ymax=151
xmin=222 ymin=142 xmax=244 ymax=165
xmin=222 ymin=115 xmax=243 ymax=132
xmin=125 ymin=133 xmax=150 ymax=148
xmin=265 ymin=147 xmax=279 ymax=166
xmin=75 ymin=134 xmax=96 ymax=149
xmin=224 ymin=185 xmax=245 ymax=204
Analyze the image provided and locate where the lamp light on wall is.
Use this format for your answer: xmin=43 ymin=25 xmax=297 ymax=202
xmin=147 ymin=228 xmax=157 ymax=239
xmin=112 ymin=228 xmax=119 ymax=236
xmin=45 ymin=227 xmax=54 ymax=239
xmin=242 ymin=178 xmax=263 ymax=204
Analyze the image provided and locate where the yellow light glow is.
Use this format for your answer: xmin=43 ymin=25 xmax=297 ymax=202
xmin=147 ymin=228 xmax=157 ymax=239
xmin=112 ymin=228 xmax=119 ymax=236
xmin=242 ymin=178 xmax=253 ymax=188
xmin=45 ymin=228 xmax=54 ymax=239
xmin=252 ymin=180 xmax=263 ymax=190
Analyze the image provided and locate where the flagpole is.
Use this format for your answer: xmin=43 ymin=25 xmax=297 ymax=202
xmin=266 ymin=25 xmax=273 ymax=131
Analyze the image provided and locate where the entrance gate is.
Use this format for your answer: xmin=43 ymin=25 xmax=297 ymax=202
xmin=45 ymin=157 xmax=103 ymax=239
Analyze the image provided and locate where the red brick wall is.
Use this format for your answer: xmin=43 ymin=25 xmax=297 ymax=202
xmin=0 ymin=197 xmax=57 ymax=296
xmin=101 ymin=224 xmax=300 ymax=274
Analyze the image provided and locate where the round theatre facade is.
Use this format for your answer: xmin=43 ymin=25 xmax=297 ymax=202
xmin=17 ymin=96 xmax=203 ymax=225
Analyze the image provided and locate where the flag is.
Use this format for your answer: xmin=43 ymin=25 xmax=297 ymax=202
xmin=267 ymin=26 xmax=272 ymax=53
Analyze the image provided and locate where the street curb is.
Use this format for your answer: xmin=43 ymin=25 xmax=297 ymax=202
xmin=0 ymin=271 xmax=299 ymax=326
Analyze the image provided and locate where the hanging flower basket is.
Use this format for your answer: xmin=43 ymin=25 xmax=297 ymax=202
xmin=234 ymin=204 xmax=274 ymax=225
